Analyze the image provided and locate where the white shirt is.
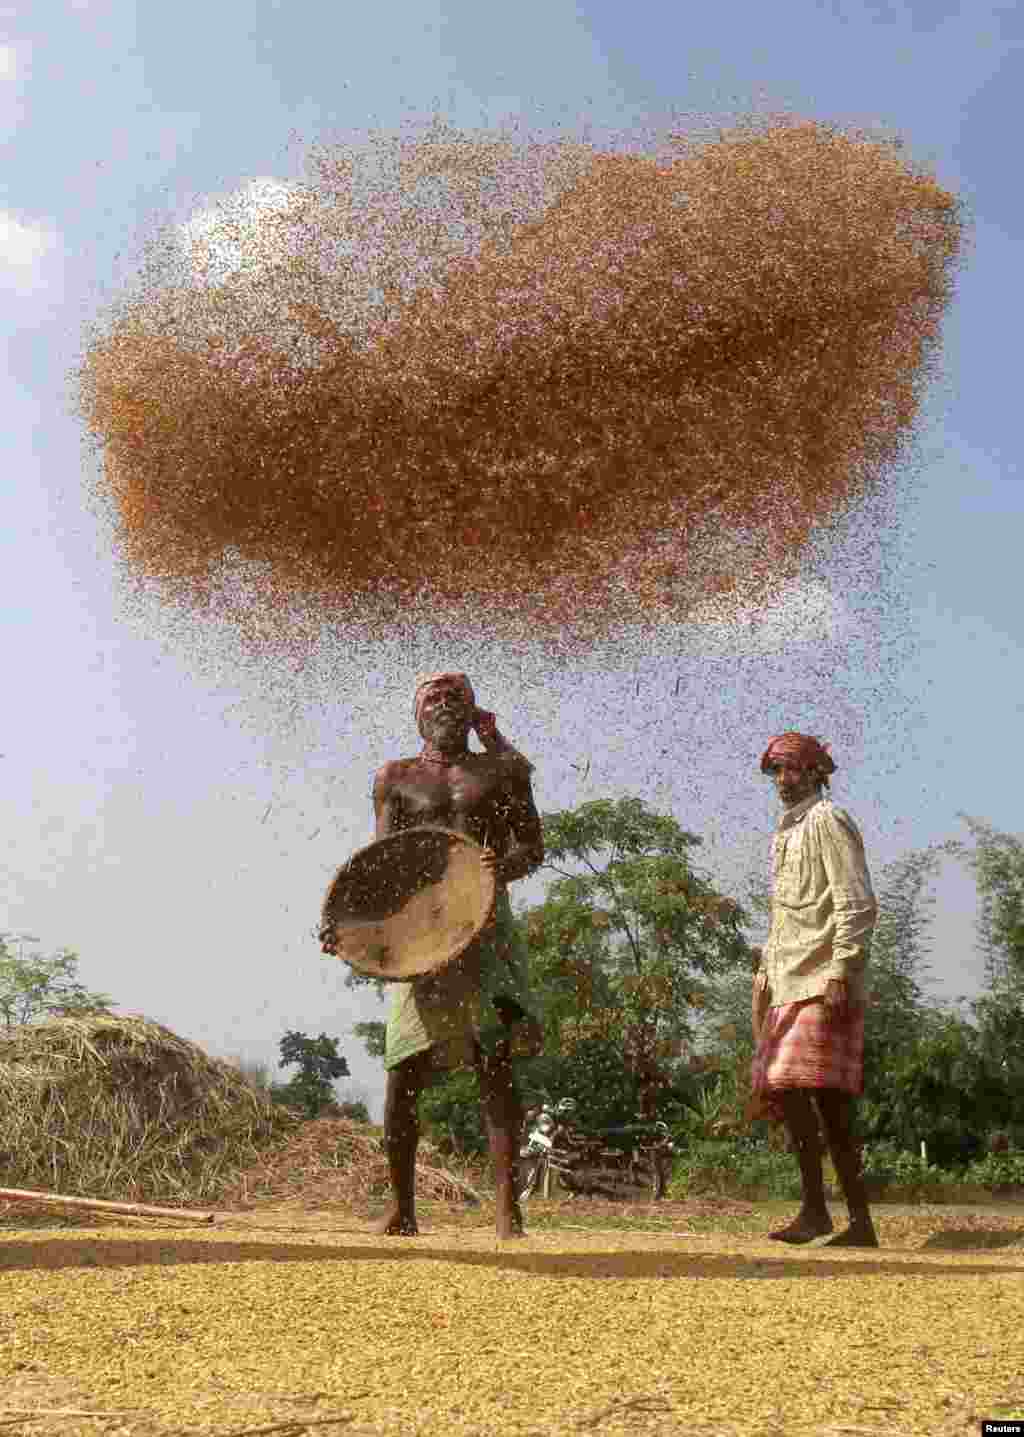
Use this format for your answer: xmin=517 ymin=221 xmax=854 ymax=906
xmin=758 ymin=794 xmax=878 ymax=1008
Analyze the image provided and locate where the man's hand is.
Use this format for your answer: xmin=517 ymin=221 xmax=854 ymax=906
xmin=752 ymin=968 xmax=770 ymax=1043
xmin=822 ymin=977 xmax=850 ymax=1022
xmin=472 ymin=707 xmax=498 ymax=741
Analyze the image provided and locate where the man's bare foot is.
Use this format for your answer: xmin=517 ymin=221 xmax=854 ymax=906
xmin=824 ymin=1222 xmax=878 ymax=1248
xmin=768 ymin=1210 xmax=834 ymax=1244
xmin=372 ymin=1205 xmax=419 ymax=1236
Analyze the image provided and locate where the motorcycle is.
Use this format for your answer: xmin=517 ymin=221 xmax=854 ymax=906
xmin=517 ymin=1094 xmax=676 ymax=1203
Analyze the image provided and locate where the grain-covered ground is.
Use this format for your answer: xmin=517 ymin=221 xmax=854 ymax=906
xmin=2 ymin=1196 xmax=1021 ymax=1437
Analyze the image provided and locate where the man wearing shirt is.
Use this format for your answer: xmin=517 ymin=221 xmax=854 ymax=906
xmin=750 ymin=731 xmax=879 ymax=1247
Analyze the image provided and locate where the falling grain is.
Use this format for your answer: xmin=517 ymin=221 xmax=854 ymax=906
xmin=77 ymin=117 xmax=963 ymax=653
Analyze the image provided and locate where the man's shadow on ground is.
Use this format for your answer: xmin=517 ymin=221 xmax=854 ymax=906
xmin=1 ymin=1232 xmax=1021 ymax=1278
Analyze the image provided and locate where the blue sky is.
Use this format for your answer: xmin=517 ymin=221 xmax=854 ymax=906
xmin=2 ymin=0 xmax=1021 ymax=1118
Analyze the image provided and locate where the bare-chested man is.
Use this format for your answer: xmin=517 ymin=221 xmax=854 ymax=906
xmin=323 ymin=671 xmax=544 ymax=1239
xmin=750 ymin=731 xmax=880 ymax=1247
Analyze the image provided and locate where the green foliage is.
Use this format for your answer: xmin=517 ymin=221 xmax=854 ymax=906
xmin=962 ymin=1149 xmax=1024 ymax=1189
xmin=0 ymin=933 xmax=115 ymax=1028
xmin=525 ymin=1040 xmax=656 ymax=1130
xmin=524 ymin=796 xmax=753 ymax=1114
xmin=353 ymin=1020 xmax=386 ymax=1060
xmin=673 ymin=1047 xmax=758 ymax=1142
xmin=949 ymin=819 xmax=1024 ymax=1138
xmin=838 ymin=842 xmax=1024 ymax=1166
xmin=865 ymin=846 xmax=949 ymax=1048
xmin=859 ymin=1010 xmax=1011 ymax=1169
xmin=418 ymin=1069 xmax=488 ymax=1157
xmin=970 ymin=992 xmax=1024 ymax=1094
xmin=860 ymin=1142 xmax=947 ymax=1188
xmin=667 ymin=1139 xmax=802 ymax=1200
xmin=845 ymin=846 xmax=956 ymax=1149
xmin=953 ymin=814 xmax=1024 ymax=991
xmin=666 ymin=1137 xmax=1024 ymax=1202
xmin=273 ymin=1030 xmax=350 ymax=1120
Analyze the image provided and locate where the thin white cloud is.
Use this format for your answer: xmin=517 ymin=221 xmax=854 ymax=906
xmin=178 ymin=178 xmax=308 ymax=284
xmin=0 ymin=212 xmax=63 ymax=296
xmin=0 ymin=45 xmax=16 ymax=80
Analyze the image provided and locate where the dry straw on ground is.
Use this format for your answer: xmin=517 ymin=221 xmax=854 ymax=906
xmin=211 ymin=1115 xmax=482 ymax=1212
xmin=0 ymin=1015 xmax=480 ymax=1223
xmin=0 ymin=1013 xmax=301 ymax=1207
xmin=78 ymin=117 xmax=963 ymax=651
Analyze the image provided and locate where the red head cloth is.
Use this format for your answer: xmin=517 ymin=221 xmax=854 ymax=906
xmin=760 ymin=732 xmax=836 ymax=776
xmin=413 ymin=672 xmax=476 ymax=727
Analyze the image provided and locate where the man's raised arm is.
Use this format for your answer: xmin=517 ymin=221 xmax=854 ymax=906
xmin=372 ymin=763 xmax=403 ymax=842
xmin=496 ymin=773 xmax=545 ymax=884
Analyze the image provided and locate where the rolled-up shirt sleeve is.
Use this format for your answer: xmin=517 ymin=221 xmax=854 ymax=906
xmin=818 ymin=808 xmax=878 ymax=982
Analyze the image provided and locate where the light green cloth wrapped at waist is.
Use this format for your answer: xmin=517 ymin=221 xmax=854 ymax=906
xmin=384 ymin=887 xmax=543 ymax=1073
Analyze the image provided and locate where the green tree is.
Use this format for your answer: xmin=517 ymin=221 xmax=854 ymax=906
xmin=0 ymin=933 xmax=115 ymax=1028
xmin=953 ymin=815 xmax=1024 ymax=994
xmin=521 ymin=797 xmax=752 ymax=1120
xmin=353 ymin=1020 xmax=386 ymax=1059
xmin=270 ymin=1030 xmax=350 ymax=1119
xmin=418 ymin=1069 xmax=489 ymax=1158
xmin=948 ymin=816 xmax=1024 ymax=1135
xmin=857 ymin=843 xmax=963 ymax=1144
xmin=348 ymin=797 xmax=746 ymax=1142
xmin=864 ymin=1009 xmax=1009 ymax=1169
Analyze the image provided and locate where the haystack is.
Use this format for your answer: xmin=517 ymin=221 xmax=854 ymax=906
xmin=0 ymin=1013 xmax=301 ymax=1206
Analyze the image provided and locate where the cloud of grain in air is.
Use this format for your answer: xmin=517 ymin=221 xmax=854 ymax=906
xmin=78 ymin=115 xmax=964 ymax=667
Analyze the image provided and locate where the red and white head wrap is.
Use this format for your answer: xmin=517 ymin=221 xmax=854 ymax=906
xmin=413 ymin=671 xmax=476 ymax=728
xmin=760 ymin=731 xmax=836 ymax=777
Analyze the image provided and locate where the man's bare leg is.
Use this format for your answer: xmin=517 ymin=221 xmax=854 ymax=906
xmin=373 ymin=1053 xmax=429 ymax=1236
xmin=816 ymin=1090 xmax=878 ymax=1248
xmin=477 ymin=1040 xmax=525 ymax=1240
xmin=769 ymin=1091 xmax=834 ymax=1243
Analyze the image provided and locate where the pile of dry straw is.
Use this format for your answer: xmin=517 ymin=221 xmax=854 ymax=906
xmin=0 ymin=1013 xmax=476 ymax=1214
xmin=0 ymin=1013 xmax=299 ymax=1206
xmin=78 ymin=117 xmax=963 ymax=648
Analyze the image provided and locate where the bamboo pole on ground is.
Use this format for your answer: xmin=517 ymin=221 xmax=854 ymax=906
xmin=0 ymin=1186 xmax=216 ymax=1223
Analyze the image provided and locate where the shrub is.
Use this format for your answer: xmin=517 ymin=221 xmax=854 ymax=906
xmin=860 ymin=1142 xmax=950 ymax=1192
xmin=667 ymin=1139 xmax=802 ymax=1200
xmin=962 ymin=1149 xmax=1024 ymax=1190
xmin=418 ymin=1069 xmax=488 ymax=1158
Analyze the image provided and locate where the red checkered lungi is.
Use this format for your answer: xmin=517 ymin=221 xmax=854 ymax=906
xmin=748 ymin=997 xmax=865 ymax=1123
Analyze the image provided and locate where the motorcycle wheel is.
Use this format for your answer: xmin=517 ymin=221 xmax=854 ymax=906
xmin=632 ymin=1152 xmax=669 ymax=1201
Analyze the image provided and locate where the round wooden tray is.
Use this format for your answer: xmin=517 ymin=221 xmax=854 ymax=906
xmin=320 ymin=827 xmax=496 ymax=981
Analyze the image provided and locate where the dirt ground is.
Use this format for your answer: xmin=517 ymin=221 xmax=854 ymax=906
xmin=1 ymin=1195 xmax=1022 ymax=1437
